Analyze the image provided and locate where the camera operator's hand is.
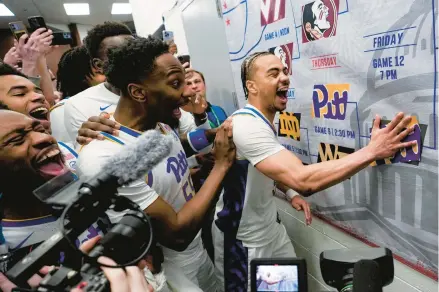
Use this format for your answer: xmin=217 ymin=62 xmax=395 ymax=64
xmin=212 ymin=117 xmax=235 ymax=169
xmin=73 ymin=237 xmax=153 ymax=291
xmin=77 ymin=112 xmax=121 ymax=145
xmin=3 ymin=46 xmax=21 ymax=66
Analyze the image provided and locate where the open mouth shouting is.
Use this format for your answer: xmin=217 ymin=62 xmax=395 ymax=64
xmin=29 ymin=105 xmax=50 ymax=130
xmin=276 ymin=87 xmax=289 ymax=104
xmin=35 ymin=145 xmax=67 ymax=179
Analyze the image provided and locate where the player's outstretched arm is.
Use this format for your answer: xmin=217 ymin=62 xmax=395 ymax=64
xmin=145 ymin=119 xmax=235 ymax=251
xmin=257 ymin=113 xmax=415 ymax=196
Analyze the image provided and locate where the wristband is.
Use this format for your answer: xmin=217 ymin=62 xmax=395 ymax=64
xmin=187 ymin=155 xmax=199 ymax=168
xmin=188 ymin=129 xmax=210 ymax=152
xmin=286 ymin=189 xmax=299 ymax=202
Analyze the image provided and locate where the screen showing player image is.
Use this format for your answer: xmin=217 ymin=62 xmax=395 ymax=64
xmin=256 ymin=265 xmax=299 ymax=291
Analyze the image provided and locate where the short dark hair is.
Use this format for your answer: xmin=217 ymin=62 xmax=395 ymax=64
xmin=240 ymin=51 xmax=272 ymax=99
xmin=0 ymin=62 xmax=28 ymax=79
xmin=84 ymin=22 xmax=132 ymax=59
xmin=56 ymin=46 xmax=94 ymax=97
xmin=104 ymin=36 xmax=170 ymax=95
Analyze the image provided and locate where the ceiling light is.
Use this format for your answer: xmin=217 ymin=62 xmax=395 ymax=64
xmin=63 ymin=3 xmax=90 ymax=15
xmin=111 ymin=3 xmax=132 ymax=15
xmin=0 ymin=3 xmax=14 ymax=16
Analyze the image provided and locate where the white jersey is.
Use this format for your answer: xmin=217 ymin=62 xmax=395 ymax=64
xmin=77 ymin=121 xmax=205 ymax=265
xmin=215 ymin=105 xmax=285 ymax=247
xmin=63 ymin=83 xmax=119 ymax=145
xmin=50 ymin=100 xmax=72 ymax=145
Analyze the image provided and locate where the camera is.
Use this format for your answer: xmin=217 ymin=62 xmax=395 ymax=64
xmin=251 ymin=258 xmax=307 ymax=292
xmin=6 ymin=170 xmax=154 ymax=292
xmin=320 ymin=247 xmax=394 ymax=292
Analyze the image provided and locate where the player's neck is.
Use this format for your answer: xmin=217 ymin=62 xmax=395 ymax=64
xmin=247 ymin=99 xmax=276 ymax=123
xmin=2 ymin=191 xmax=52 ymax=220
xmin=104 ymin=82 xmax=121 ymax=96
xmin=114 ymin=97 xmax=158 ymax=131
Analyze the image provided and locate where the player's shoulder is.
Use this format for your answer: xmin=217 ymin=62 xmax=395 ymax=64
xmin=77 ymin=139 xmax=122 ymax=175
xmin=49 ymin=100 xmax=66 ymax=113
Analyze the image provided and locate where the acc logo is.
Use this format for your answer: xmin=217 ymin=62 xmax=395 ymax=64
xmin=269 ymin=42 xmax=293 ymax=75
xmin=261 ymin=0 xmax=286 ymax=26
xmin=312 ymin=84 xmax=349 ymax=120
xmin=302 ymin=0 xmax=339 ymax=43
xmin=317 ymin=142 xmax=355 ymax=163
xmin=278 ymin=112 xmax=301 ymax=141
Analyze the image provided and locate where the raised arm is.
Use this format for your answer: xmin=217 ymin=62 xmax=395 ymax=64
xmin=256 ymin=113 xmax=415 ymax=196
xmin=145 ymin=121 xmax=235 ymax=251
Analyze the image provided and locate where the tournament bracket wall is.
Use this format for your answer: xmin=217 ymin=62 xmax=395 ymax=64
xmin=221 ymin=0 xmax=438 ymax=279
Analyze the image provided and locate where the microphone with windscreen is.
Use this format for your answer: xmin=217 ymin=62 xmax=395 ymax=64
xmin=7 ymin=130 xmax=173 ymax=286
xmin=353 ymin=260 xmax=383 ymax=292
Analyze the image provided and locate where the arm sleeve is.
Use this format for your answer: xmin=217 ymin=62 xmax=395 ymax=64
xmin=178 ymin=109 xmax=211 ymax=135
xmin=77 ymin=143 xmax=159 ymax=223
xmin=233 ymin=115 xmax=285 ymax=166
xmin=186 ymin=129 xmax=213 ymax=154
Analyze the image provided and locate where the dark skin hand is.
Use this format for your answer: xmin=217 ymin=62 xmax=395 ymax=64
xmin=77 ymin=113 xmax=218 ymax=157
xmin=76 ymin=112 xmax=121 ymax=145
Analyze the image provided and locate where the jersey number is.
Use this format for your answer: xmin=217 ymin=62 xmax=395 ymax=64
xmin=182 ymin=178 xmax=195 ymax=202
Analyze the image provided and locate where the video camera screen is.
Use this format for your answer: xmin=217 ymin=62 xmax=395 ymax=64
xmin=255 ymin=265 xmax=299 ymax=291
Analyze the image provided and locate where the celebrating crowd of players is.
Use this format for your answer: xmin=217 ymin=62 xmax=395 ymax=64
xmin=0 ymin=22 xmax=416 ymax=291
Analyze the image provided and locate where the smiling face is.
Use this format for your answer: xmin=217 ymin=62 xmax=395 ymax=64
xmin=0 ymin=75 xmax=51 ymax=132
xmin=131 ymin=53 xmax=186 ymax=125
xmin=0 ymin=111 xmax=67 ymax=195
xmin=246 ymin=54 xmax=290 ymax=112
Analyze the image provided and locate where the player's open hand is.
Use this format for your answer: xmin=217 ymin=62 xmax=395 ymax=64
xmin=212 ymin=118 xmax=236 ymax=169
xmin=367 ymin=113 xmax=416 ymax=160
xmin=77 ymin=112 xmax=120 ymax=145
xmin=291 ymin=196 xmax=312 ymax=226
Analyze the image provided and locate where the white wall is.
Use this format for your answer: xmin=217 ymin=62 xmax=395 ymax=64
xmin=76 ymin=24 xmax=94 ymax=43
xmin=129 ymin=0 xmax=176 ymax=37
xmin=163 ymin=3 xmax=190 ymax=55
xmin=274 ymin=196 xmax=438 ymax=292
xmin=46 ymin=23 xmax=69 ymax=32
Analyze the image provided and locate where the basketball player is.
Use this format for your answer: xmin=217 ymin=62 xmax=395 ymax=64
xmin=0 ymin=63 xmax=77 ymax=171
xmin=213 ymin=51 xmax=416 ymax=291
xmin=77 ymin=36 xmax=235 ymax=291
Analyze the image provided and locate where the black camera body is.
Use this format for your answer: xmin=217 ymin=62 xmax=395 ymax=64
xmin=320 ymin=247 xmax=394 ymax=292
xmin=7 ymin=171 xmax=153 ymax=292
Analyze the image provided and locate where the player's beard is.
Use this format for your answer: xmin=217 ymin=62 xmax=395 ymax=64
xmin=162 ymin=112 xmax=180 ymax=130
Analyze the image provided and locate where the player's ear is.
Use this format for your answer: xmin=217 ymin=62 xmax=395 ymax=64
xmin=128 ymin=83 xmax=148 ymax=103
xmin=246 ymin=80 xmax=258 ymax=95
xmin=92 ymin=58 xmax=104 ymax=74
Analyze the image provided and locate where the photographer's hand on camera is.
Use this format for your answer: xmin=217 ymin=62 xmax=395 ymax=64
xmin=0 ymin=236 xmax=154 ymax=292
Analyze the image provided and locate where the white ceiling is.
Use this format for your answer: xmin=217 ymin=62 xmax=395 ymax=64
xmin=0 ymin=0 xmax=133 ymax=29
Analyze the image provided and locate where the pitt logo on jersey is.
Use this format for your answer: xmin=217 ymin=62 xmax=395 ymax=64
xmin=261 ymin=0 xmax=286 ymax=26
xmin=317 ymin=142 xmax=355 ymax=163
xmin=167 ymin=150 xmax=189 ymax=183
xmin=312 ymin=84 xmax=349 ymax=120
xmin=278 ymin=112 xmax=301 ymax=141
